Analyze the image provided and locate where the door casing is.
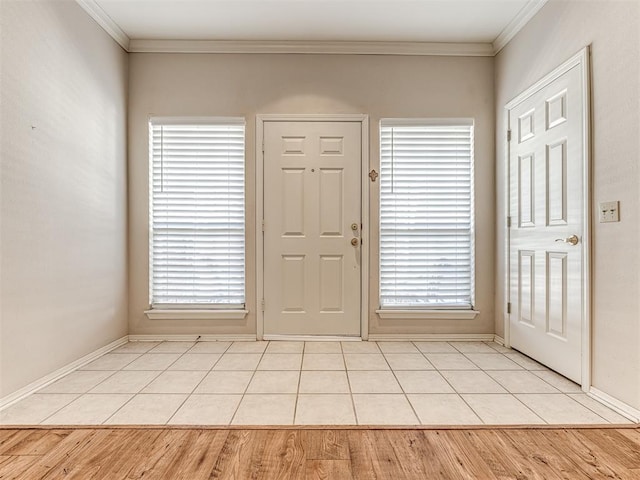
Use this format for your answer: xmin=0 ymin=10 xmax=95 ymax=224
xmin=256 ymin=114 xmax=370 ymax=341
xmin=503 ymin=47 xmax=591 ymax=390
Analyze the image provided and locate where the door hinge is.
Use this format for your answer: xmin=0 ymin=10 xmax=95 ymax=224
xmin=507 ymin=216 xmax=512 ymax=228
xmin=507 ymin=129 xmax=512 ymax=142
xmin=261 ymin=298 xmax=265 ymax=312
xmin=262 ymin=140 xmax=265 ymax=154
xmin=261 ymin=220 xmax=265 ymax=232
xmin=507 ymin=302 xmax=512 ymax=314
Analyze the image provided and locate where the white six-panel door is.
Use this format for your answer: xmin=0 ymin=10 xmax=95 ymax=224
xmin=508 ymin=59 xmax=587 ymax=383
xmin=263 ymin=121 xmax=362 ymax=336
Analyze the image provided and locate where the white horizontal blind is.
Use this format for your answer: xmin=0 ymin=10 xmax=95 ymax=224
xmin=150 ymin=119 xmax=245 ymax=308
xmin=380 ymin=120 xmax=474 ymax=309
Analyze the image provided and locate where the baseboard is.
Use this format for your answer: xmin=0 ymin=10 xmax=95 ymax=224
xmin=128 ymin=334 xmax=257 ymax=342
xmin=263 ymin=335 xmax=361 ymax=342
xmin=367 ymin=333 xmax=495 ymax=342
xmin=0 ymin=335 xmax=129 ymax=411
xmin=493 ymin=335 xmax=506 ymax=346
xmin=588 ymin=387 xmax=640 ymax=423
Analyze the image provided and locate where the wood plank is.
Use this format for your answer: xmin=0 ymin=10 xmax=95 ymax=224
xmin=305 ymin=460 xmax=353 ymax=480
xmin=544 ymin=429 xmax=626 ymax=480
xmin=464 ymin=430 xmax=557 ymax=480
xmin=347 ymin=430 xmax=407 ymax=480
xmin=17 ymin=429 xmax=104 ymax=480
xmin=2 ymin=430 xmax=69 ymax=457
xmin=211 ymin=429 xmax=265 ymax=479
xmin=0 ymin=455 xmax=43 ymax=480
xmin=439 ymin=430 xmax=499 ymax=480
xmin=269 ymin=430 xmax=307 ymax=480
xmin=0 ymin=427 xmax=638 ymax=479
xmin=302 ymin=430 xmax=350 ymax=460
xmin=124 ymin=429 xmax=192 ymax=480
xmin=504 ymin=429 xmax=592 ymax=480
xmin=575 ymin=429 xmax=640 ymax=470
xmin=86 ymin=430 xmax=162 ymax=480
xmin=40 ymin=429 xmax=121 ymax=480
xmin=0 ymin=431 xmax=34 ymax=455
xmin=171 ymin=430 xmax=229 ymax=480
xmin=385 ymin=430 xmax=447 ymax=479
xmin=617 ymin=428 xmax=640 ymax=444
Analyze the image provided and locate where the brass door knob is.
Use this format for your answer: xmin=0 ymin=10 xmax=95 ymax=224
xmin=555 ymin=234 xmax=579 ymax=246
xmin=351 ymin=238 xmax=359 ymax=246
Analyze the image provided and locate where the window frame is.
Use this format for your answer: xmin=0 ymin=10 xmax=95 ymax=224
xmin=376 ymin=118 xmax=478 ymax=319
xmin=145 ymin=116 xmax=248 ymax=319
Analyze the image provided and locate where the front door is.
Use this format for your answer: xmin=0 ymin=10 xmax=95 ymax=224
xmin=263 ymin=121 xmax=362 ymax=336
xmin=508 ymin=56 xmax=587 ymax=383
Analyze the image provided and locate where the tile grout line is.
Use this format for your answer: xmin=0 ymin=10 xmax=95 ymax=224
xmin=165 ymin=341 xmax=233 ymax=425
xmin=379 ymin=342 xmax=421 ymax=425
xmin=342 ymin=341 xmax=360 ymax=426
xmin=229 ymin=341 xmax=270 ymax=426
xmin=101 ymin=340 xmax=196 ymax=425
xmin=38 ymin=342 xmax=178 ymax=425
xmin=35 ymin=342 xmax=163 ymax=425
xmin=15 ymin=340 xmax=621 ymax=427
xmin=415 ymin=341 xmax=487 ymax=425
xmin=291 ymin=348 xmax=304 ymax=425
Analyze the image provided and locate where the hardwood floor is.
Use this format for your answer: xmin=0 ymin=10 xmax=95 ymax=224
xmin=0 ymin=427 xmax=638 ymax=479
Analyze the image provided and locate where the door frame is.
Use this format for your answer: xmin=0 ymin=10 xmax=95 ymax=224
xmin=503 ymin=47 xmax=591 ymax=390
xmin=255 ymin=114 xmax=370 ymax=341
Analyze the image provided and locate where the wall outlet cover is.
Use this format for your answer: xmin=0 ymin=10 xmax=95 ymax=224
xmin=599 ymin=201 xmax=620 ymax=223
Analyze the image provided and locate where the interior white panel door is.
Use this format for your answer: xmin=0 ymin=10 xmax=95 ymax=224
xmin=263 ymin=121 xmax=361 ymax=336
xmin=508 ymin=63 xmax=585 ymax=383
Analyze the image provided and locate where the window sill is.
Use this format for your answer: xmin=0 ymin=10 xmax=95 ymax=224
xmin=375 ymin=309 xmax=480 ymax=320
xmin=144 ymin=309 xmax=249 ymax=321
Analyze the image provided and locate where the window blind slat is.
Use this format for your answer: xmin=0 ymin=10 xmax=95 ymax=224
xmin=379 ymin=122 xmax=475 ymax=309
xmin=150 ymin=122 xmax=245 ymax=307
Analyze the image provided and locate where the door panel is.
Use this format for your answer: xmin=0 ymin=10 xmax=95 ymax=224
xmin=509 ymin=63 xmax=584 ymax=383
xmin=264 ymin=121 xmax=361 ymax=336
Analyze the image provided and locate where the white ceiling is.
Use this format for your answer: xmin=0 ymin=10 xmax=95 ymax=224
xmin=79 ymin=0 xmax=548 ymax=54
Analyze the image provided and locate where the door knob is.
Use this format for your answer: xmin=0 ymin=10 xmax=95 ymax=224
xmin=555 ymin=235 xmax=579 ymax=246
xmin=351 ymin=223 xmax=359 ymax=231
xmin=351 ymin=238 xmax=359 ymax=246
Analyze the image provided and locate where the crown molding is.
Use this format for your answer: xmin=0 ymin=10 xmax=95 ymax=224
xmin=75 ymin=0 xmax=130 ymax=51
xmin=75 ymin=0 xmax=545 ymax=57
xmin=492 ymin=0 xmax=548 ymax=54
xmin=128 ymin=39 xmax=495 ymax=56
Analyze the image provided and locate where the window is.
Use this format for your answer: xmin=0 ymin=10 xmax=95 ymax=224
xmin=149 ymin=118 xmax=245 ymax=309
xmin=379 ymin=119 xmax=474 ymax=310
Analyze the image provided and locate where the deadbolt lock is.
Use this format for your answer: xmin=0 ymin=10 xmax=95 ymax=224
xmin=351 ymin=238 xmax=359 ymax=246
xmin=351 ymin=223 xmax=359 ymax=231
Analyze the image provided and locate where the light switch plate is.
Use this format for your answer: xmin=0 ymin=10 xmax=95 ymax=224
xmin=599 ymin=201 xmax=620 ymax=223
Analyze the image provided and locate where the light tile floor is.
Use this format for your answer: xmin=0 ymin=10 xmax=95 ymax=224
xmin=0 ymin=341 xmax=633 ymax=426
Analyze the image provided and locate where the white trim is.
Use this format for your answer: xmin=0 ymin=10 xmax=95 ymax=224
xmin=493 ymin=335 xmax=506 ymax=346
xmin=144 ymin=309 xmax=249 ymax=320
xmin=75 ymin=0 xmax=130 ymax=51
xmin=504 ymin=47 xmax=591 ymax=390
xmin=381 ymin=118 xmax=474 ymax=127
xmin=255 ymin=114 xmax=369 ymax=341
xmin=0 ymin=336 xmax=128 ymax=411
xmin=375 ymin=310 xmax=480 ymax=320
xmin=149 ymin=116 xmax=246 ymax=126
xmin=492 ymin=0 xmax=548 ymax=54
xmin=263 ymin=335 xmax=362 ymax=342
xmin=588 ymin=387 xmax=640 ymax=424
xmin=368 ymin=333 xmax=495 ymax=342
xmin=128 ymin=40 xmax=494 ymax=56
xmin=128 ymin=334 xmax=256 ymax=342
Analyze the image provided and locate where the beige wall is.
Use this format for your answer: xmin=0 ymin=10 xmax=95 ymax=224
xmin=495 ymin=0 xmax=640 ymax=408
xmin=128 ymin=53 xmax=495 ymax=336
xmin=0 ymin=1 xmax=129 ymax=397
